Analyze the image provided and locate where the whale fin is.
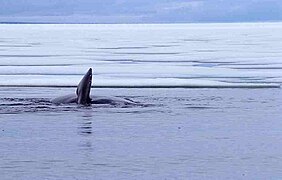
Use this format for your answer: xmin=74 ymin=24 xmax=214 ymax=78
xmin=76 ymin=68 xmax=92 ymax=105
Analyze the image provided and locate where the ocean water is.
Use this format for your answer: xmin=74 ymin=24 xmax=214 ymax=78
xmin=0 ymin=23 xmax=281 ymax=87
xmin=0 ymin=23 xmax=282 ymax=179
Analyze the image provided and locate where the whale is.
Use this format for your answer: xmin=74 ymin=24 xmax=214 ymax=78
xmin=52 ymin=68 xmax=136 ymax=105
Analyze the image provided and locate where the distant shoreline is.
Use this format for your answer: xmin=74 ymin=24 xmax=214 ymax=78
xmin=0 ymin=21 xmax=281 ymax=25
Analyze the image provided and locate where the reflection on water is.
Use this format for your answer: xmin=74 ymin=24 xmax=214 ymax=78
xmin=79 ymin=112 xmax=93 ymax=136
xmin=78 ymin=111 xmax=94 ymax=157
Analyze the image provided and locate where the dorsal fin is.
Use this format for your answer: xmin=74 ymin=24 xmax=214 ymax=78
xmin=76 ymin=68 xmax=92 ymax=104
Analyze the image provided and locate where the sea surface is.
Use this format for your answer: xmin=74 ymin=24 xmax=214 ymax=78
xmin=0 ymin=23 xmax=282 ymax=179
xmin=0 ymin=23 xmax=281 ymax=87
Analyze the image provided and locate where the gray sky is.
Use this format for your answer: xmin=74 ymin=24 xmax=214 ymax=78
xmin=0 ymin=0 xmax=282 ymax=23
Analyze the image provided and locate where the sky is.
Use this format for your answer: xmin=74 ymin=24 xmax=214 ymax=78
xmin=0 ymin=0 xmax=282 ymax=23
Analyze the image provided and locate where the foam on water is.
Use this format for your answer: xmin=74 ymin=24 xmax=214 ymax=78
xmin=0 ymin=23 xmax=281 ymax=88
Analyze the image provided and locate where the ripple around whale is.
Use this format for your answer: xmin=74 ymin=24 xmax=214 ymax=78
xmin=0 ymin=97 xmax=149 ymax=114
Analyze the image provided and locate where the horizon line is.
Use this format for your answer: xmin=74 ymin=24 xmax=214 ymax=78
xmin=1 ymin=20 xmax=282 ymax=25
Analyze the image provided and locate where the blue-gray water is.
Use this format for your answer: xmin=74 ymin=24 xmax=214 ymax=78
xmin=0 ymin=23 xmax=282 ymax=179
xmin=1 ymin=87 xmax=282 ymax=179
xmin=0 ymin=23 xmax=281 ymax=87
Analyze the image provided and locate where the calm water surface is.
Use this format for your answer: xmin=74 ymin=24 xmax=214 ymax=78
xmin=0 ymin=23 xmax=282 ymax=179
xmin=0 ymin=23 xmax=282 ymax=87
xmin=0 ymin=87 xmax=281 ymax=179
